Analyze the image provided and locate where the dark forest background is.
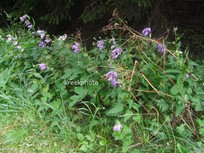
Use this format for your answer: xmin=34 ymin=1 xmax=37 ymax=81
xmin=0 ymin=0 xmax=204 ymax=59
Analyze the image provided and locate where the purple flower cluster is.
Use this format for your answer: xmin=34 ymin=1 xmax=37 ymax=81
xmin=142 ymin=27 xmax=151 ymax=37
xmin=97 ymin=40 xmax=104 ymax=50
xmin=71 ymin=42 xmax=80 ymax=53
xmin=38 ymin=63 xmax=46 ymax=70
xmin=111 ymin=47 xmax=122 ymax=59
xmin=36 ymin=30 xmax=51 ymax=48
xmin=113 ymin=123 xmax=122 ymax=131
xmin=105 ymin=71 xmax=118 ymax=87
xmin=157 ymin=44 xmax=165 ymax=54
xmin=19 ymin=14 xmax=32 ymax=29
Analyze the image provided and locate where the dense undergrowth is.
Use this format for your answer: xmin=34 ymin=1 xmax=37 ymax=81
xmin=0 ymin=14 xmax=203 ymax=153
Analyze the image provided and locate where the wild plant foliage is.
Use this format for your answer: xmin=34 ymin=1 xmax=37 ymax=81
xmin=0 ymin=14 xmax=203 ymax=152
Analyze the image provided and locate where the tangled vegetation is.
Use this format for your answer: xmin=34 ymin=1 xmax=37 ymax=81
xmin=0 ymin=13 xmax=203 ymax=152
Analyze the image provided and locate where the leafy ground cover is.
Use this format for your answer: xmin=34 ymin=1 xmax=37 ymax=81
xmin=0 ymin=14 xmax=203 ymax=153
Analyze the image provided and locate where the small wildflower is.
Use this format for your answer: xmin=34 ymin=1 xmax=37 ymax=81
xmin=37 ymin=30 xmax=45 ymax=39
xmin=111 ymin=47 xmax=122 ymax=59
xmin=20 ymin=15 xmax=27 ymax=22
xmin=38 ymin=63 xmax=46 ymax=70
xmin=24 ymin=20 xmax=31 ymax=26
xmin=6 ymin=34 xmax=13 ymax=42
xmin=185 ymin=73 xmax=190 ymax=78
xmin=16 ymin=45 xmax=24 ymax=52
xmin=110 ymin=37 xmax=116 ymax=49
xmin=142 ymin=27 xmax=151 ymax=37
xmin=157 ymin=44 xmax=165 ymax=53
xmin=38 ymin=41 xmax=45 ymax=48
xmin=44 ymin=37 xmax=51 ymax=44
xmin=97 ymin=40 xmax=104 ymax=50
xmin=27 ymin=24 xmax=32 ymax=29
xmin=113 ymin=123 xmax=122 ymax=131
xmin=71 ymin=42 xmax=80 ymax=53
xmin=37 ymin=30 xmax=44 ymax=34
xmin=13 ymin=41 xmax=18 ymax=46
xmin=105 ymin=71 xmax=118 ymax=87
xmin=58 ymin=34 xmax=67 ymax=41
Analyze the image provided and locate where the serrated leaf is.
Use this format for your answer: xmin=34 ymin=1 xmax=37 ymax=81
xmin=157 ymin=99 xmax=169 ymax=113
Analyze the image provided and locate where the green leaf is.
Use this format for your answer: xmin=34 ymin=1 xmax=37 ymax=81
xmin=99 ymin=139 xmax=107 ymax=146
xmin=33 ymin=73 xmax=43 ymax=79
xmin=157 ymin=99 xmax=169 ymax=113
xmin=69 ymin=95 xmax=81 ymax=106
xmin=69 ymin=87 xmax=87 ymax=106
xmin=50 ymin=100 xmax=61 ymax=109
xmin=170 ymin=85 xmax=179 ymax=95
xmin=77 ymin=133 xmax=84 ymax=141
xmin=191 ymin=96 xmax=203 ymax=111
xmin=128 ymin=99 xmax=139 ymax=111
xmin=177 ymin=143 xmax=187 ymax=153
xmin=106 ymin=103 xmax=124 ymax=116
xmin=99 ymin=53 xmax=106 ymax=60
xmin=165 ymin=69 xmax=180 ymax=74
xmin=124 ymin=110 xmax=134 ymax=122
xmin=175 ymin=101 xmax=184 ymax=117
xmin=61 ymin=68 xmax=81 ymax=80
xmin=133 ymin=114 xmax=141 ymax=123
xmin=74 ymin=87 xmax=87 ymax=96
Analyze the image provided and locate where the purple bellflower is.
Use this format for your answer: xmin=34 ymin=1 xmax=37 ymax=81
xmin=142 ymin=27 xmax=151 ymax=37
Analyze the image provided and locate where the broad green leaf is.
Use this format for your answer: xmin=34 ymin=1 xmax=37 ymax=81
xmin=99 ymin=53 xmax=106 ymax=60
xmin=74 ymin=86 xmax=87 ymax=96
xmin=50 ymin=100 xmax=61 ymax=109
xmin=106 ymin=103 xmax=124 ymax=116
xmin=69 ymin=95 xmax=81 ymax=106
xmin=33 ymin=73 xmax=43 ymax=79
